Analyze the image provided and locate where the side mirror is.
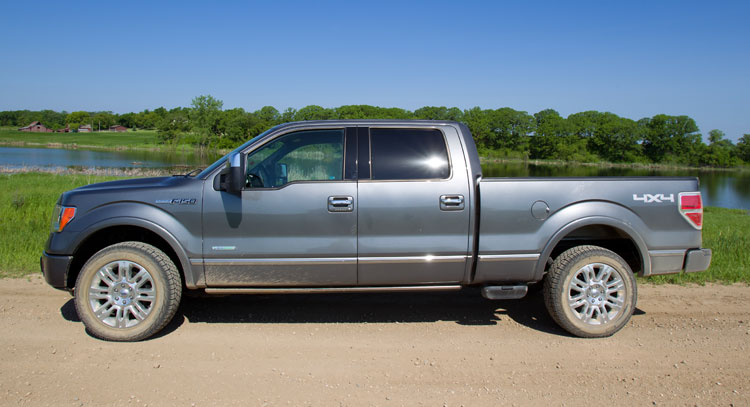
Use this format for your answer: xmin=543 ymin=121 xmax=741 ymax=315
xmin=214 ymin=152 xmax=245 ymax=193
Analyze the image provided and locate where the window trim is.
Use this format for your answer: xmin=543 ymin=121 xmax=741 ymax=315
xmin=362 ymin=126 xmax=453 ymax=182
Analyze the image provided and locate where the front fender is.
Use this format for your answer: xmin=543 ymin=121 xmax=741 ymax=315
xmin=52 ymin=202 xmax=204 ymax=289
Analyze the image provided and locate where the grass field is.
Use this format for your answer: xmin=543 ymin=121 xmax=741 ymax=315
xmin=0 ymin=127 xmax=161 ymax=149
xmin=0 ymin=172 xmax=747 ymax=284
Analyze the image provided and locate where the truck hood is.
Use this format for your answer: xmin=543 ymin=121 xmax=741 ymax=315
xmin=72 ymin=176 xmax=174 ymax=192
xmin=60 ymin=176 xmax=203 ymax=208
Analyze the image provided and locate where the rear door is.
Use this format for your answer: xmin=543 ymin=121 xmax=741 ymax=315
xmin=356 ymin=126 xmax=472 ymax=285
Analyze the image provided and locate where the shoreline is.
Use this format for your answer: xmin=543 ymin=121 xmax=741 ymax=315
xmin=480 ymin=156 xmax=750 ymax=172
xmin=0 ymin=140 xmax=227 ymax=155
xmin=0 ymin=165 xmax=174 ymax=177
xmin=1 ymin=140 xmax=748 ymax=173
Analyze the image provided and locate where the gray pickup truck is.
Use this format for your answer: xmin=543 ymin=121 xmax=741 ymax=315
xmin=41 ymin=120 xmax=711 ymax=341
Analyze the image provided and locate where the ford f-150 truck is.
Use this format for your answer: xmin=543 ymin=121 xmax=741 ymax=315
xmin=41 ymin=120 xmax=712 ymax=341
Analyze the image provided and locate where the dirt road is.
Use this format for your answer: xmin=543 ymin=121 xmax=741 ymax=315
xmin=1 ymin=276 xmax=748 ymax=406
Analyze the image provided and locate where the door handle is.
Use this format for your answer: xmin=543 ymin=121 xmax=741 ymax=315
xmin=328 ymin=196 xmax=354 ymax=212
xmin=439 ymin=194 xmax=465 ymax=211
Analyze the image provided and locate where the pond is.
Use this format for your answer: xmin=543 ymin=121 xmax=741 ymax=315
xmin=0 ymin=146 xmax=222 ymax=170
xmin=1 ymin=146 xmax=748 ymax=210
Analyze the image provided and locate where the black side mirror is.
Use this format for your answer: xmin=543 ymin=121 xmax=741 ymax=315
xmin=215 ymin=152 xmax=245 ymax=193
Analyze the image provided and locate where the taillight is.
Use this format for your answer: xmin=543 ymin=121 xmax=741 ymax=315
xmin=678 ymin=192 xmax=702 ymax=229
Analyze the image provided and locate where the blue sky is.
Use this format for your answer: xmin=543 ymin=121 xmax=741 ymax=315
xmin=1 ymin=1 xmax=748 ymax=140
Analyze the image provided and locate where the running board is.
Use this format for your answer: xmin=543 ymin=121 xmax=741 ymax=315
xmin=481 ymin=285 xmax=528 ymax=300
xmin=204 ymin=285 xmax=462 ymax=295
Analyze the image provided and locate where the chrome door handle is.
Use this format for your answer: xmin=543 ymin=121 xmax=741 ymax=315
xmin=439 ymin=194 xmax=464 ymax=211
xmin=328 ymin=196 xmax=354 ymax=212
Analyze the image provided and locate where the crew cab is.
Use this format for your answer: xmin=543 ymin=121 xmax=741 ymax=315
xmin=41 ymin=120 xmax=712 ymax=341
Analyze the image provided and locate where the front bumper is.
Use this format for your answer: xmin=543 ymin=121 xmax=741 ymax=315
xmin=40 ymin=252 xmax=73 ymax=290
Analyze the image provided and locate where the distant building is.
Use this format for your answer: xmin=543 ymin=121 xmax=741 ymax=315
xmin=109 ymin=125 xmax=128 ymax=132
xmin=18 ymin=121 xmax=53 ymax=132
xmin=78 ymin=124 xmax=92 ymax=132
xmin=56 ymin=125 xmax=71 ymax=133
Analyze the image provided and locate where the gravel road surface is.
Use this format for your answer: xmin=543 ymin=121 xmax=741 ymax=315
xmin=1 ymin=276 xmax=748 ymax=406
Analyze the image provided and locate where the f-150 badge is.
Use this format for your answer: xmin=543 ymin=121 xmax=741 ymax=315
xmin=155 ymin=198 xmax=197 ymax=205
xmin=633 ymin=194 xmax=674 ymax=203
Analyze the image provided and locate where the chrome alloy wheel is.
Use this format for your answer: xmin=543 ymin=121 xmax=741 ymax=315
xmin=87 ymin=260 xmax=156 ymax=329
xmin=566 ymin=262 xmax=625 ymax=325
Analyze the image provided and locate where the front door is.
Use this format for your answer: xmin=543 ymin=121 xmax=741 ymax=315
xmin=202 ymin=128 xmax=357 ymax=286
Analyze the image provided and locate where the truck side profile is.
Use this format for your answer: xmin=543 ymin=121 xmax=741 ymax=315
xmin=41 ymin=121 xmax=712 ymax=341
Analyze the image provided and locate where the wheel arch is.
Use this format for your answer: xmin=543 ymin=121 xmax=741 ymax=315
xmin=535 ymin=216 xmax=650 ymax=281
xmin=67 ymin=218 xmax=202 ymax=290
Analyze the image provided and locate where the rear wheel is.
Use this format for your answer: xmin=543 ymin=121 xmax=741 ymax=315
xmin=74 ymin=242 xmax=182 ymax=341
xmin=544 ymin=245 xmax=636 ymax=337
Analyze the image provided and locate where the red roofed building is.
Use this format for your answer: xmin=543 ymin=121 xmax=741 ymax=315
xmin=109 ymin=125 xmax=128 ymax=132
xmin=18 ymin=121 xmax=53 ymax=132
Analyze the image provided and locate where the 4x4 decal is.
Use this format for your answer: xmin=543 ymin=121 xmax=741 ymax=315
xmin=633 ymin=194 xmax=674 ymax=203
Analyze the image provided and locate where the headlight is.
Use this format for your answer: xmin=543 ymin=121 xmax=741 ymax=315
xmin=51 ymin=204 xmax=76 ymax=232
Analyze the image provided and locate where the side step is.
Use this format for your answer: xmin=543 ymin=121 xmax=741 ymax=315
xmin=481 ymin=285 xmax=528 ymax=300
xmin=204 ymin=285 xmax=462 ymax=295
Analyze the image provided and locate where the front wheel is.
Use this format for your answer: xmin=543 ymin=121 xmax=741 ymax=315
xmin=543 ymin=245 xmax=636 ymax=338
xmin=74 ymin=242 xmax=182 ymax=341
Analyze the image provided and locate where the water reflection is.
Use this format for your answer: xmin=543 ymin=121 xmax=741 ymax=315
xmin=0 ymin=146 xmax=747 ymax=210
xmin=482 ymin=161 xmax=750 ymax=210
xmin=0 ymin=146 xmax=222 ymax=169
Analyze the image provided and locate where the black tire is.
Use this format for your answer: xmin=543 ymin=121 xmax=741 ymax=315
xmin=543 ymin=245 xmax=636 ymax=338
xmin=74 ymin=242 xmax=182 ymax=341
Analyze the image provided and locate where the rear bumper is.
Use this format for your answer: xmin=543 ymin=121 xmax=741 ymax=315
xmin=647 ymin=248 xmax=712 ymax=276
xmin=40 ymin=252 xmax=73 ymax=290
xmin=684 ymin=248 xmax=712 ymax=273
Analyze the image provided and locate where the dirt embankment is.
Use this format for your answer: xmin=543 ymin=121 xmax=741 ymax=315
xmin=1 ymin=276 xmax=748 ymax=406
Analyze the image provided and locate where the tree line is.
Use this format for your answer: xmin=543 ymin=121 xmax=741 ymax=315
xmin=2 ymin=95 xmax=749 ymax=168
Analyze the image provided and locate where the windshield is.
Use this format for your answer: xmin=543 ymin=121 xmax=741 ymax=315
xmin=197 ymin=126 xmax=278 ymax=178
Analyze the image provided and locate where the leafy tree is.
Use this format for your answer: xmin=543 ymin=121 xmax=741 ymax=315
xmin=295 ymin=105 xmax=332 ymax=121
xmin=490 ymin=107 xmax=534 ymax=152
xmin=462 ymin=107 xmax=493 ymax=149
xmin=569 ymin=111 xmax=642 ymax=162
xmin=156 ymin=108 xmax=190 ymax=143
xmin=530 ymin=109 xmax=572 ymax=159
xmin=640 ymin=114 xmax=701 ymax=163
xmin=699 ymin=129 xmax=740 ymax=167
xmin=414 ymin=106 xmax=463 ymax=121
xmin=189 ymin=95 xmax=224 ymax=146
xmin=93 ymin=112 xmax=116 ymax=130
xmin=736 ymin=134 xmax=750 ymax=163
xmin=66 ymin=111 xmax=91 ymax=130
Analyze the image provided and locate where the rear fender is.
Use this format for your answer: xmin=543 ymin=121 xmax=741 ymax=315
xmin=533 ymin=202 xmax=651 ymax=280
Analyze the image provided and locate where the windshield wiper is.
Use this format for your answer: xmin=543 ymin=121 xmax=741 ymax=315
xmin=176 ymin=168 xmax=203 ymax=177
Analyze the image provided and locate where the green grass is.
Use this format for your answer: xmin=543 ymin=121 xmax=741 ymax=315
xmin=646 ymin=206 xmax=750 ymax=284
xmin=1 ymin=173 xmax=748 ymax=284
xmin=0 ymin=127 xmax=161 ymax=149
xmin=0 ymin=173 xmax=128 ymax=277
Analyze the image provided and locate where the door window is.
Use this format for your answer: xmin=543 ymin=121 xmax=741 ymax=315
xmin=369 ymin=128 xmax=450 ymax=180
xmin=245 ymin=129 xmax=344 ymax=188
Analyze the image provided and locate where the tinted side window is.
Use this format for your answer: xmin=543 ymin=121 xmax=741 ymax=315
xmin=370 ymin=128 xmax=450 ymax=180
xmin=245 ymin=129 xmax=344 ymax=188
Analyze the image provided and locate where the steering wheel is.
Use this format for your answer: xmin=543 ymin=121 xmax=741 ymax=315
xmin=246 ymin=172 xmax=264 ymax=188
